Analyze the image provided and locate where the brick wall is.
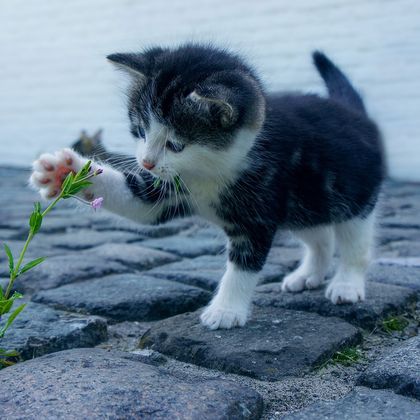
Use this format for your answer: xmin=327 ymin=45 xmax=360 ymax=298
xmin=0 ymin=0 xmax=419 ymax=180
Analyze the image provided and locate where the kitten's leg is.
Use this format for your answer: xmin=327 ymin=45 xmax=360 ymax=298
xmin=282 ymin=225 xmax=334 ymax=292
xmin=200 ymin=261 xmax=259 ymax=330
xmin=30 ymin=148 xmax=168 ymax=224
xmin=326 ymin=213 xmax=375 ymax=304
xmin=200 ymin=235 xmax=272 ymax=330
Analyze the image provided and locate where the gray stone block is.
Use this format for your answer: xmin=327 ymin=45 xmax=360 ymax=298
xmin=368 ymin=261 xmax=420 ymax=290
xmin=33 ymin=274 xmax=211 ymax=321
xmin=14 ymin=253 xmax=130 ymax=293
xmin=85 ymin=242 xmax=180 ymax=269
xmin=358 ymin=335 xmax=420 ymax=399
xmin=254 ymin=281 xmax=417 ymax=329
xmin=140 ymin=234 xmax=225 ymax=257
xmin=0 ymin=348 xmax=263 ymax=419
xmin=141 ymin=307 xmax=361 ymax=381
xmin=148 ymin=254 xmax=296 ymax=291
xmin=283 ymin=387 xmax=420 ymax=419
xmin=34 ymin=228 xmax=143 ymax=250
xmin=1 ymin=302 xmax=107 ymax=360
xmin=3 ymin=243 xmax=176 ymax=293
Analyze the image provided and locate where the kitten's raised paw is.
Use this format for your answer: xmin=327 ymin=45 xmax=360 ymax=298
xmin=325 ymin=277 xmax=365 ymax=304
xmin=281 ymin=270 xmax=322 ymax=293
xmin=200 ymin=303 xmax=248 ymax=330
xmin=30 ymin=149 xmax=83 ymax=199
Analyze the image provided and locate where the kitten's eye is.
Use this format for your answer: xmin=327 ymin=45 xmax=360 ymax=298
xmin=137 ymin=126 xmax=145 ymax=141
xmin=166 ymin=141 xmax=185 ymax=153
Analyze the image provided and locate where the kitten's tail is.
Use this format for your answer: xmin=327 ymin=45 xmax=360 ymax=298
xmin=312 ymin=51 xmax=367 ymax=116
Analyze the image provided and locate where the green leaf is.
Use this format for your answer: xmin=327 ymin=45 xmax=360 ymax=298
xmin=64 ymin=181 xmax=92 ymax=197
xmin=29 ymin=203 xmax=43 ymax=234
xmin=0 ymin=348 xmax=20 ymax=367
xmin=74 ymin=160 xmax=92 ymax=181
xmin=61 ymin=172 xmax=75 ymax=194
xmin=0 ymin=298 xmax=13 ymax=315
xmin=174 ymin=175 xmax=181 ymax=192
xmin=19 ymin=257 xmax=45 ymax=275
xmin=0 ymin=292 xmax=23 ymax=315
xmin=153 ymin=178 xmax=162 ymax=188
xmin=0 ymin=303 xmax=26 ymax=338
xmin=3 ymin=243 xmax=14 ymax=274
xmin=0 ymin=348 xmax=19 ymax=357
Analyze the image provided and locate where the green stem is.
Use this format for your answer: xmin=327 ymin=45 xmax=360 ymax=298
xmin=4 ymin=193 xmax=64 ymax=299
xmin=4 ymin=231 xmax=33 ymax=299
xmin=41 ymin=193 xmax=63 ymax=217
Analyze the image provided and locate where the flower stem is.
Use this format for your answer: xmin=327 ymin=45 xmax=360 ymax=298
xmin=4 ymin=231 xmax=33 ymax=299
xmin=41 ymin=193 xmax=64 ymax=217
xmin=4 ymin=192 xmax=64 ymax=299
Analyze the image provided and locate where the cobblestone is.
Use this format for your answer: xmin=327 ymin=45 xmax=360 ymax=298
xmin=0 ymin=348 xmax=263 ymax=419
xmin=32 ymin=274 xmax=211 ymax=322
xmin=254 ymin=281 xmax=417 ymax=329
xmin=1 ymin=302 xmax=107 ymax=360
xmin=358 ymin=335 xmax=420 ymax=399
xmin=140 ymin=307 xmax=362 ymax=380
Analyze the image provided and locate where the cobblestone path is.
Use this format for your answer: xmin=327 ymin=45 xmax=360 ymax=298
xmin=1 ymin=167 xmax=419 ymax=419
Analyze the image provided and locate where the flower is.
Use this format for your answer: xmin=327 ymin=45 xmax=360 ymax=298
xmin=94 ymin=168 xmax=103 ymax=176
xmin=91 ymin=197 xmax=103 ymax=211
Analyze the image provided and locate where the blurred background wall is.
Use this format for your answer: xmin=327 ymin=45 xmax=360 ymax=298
xmin=0 ymin=0 xmax=419 ymax=180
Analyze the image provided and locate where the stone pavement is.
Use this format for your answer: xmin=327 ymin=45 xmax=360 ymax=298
xmin=0 ymin=166 xmax=419 ymax=419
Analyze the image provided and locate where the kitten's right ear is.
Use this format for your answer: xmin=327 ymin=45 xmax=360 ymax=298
xmin=107 ymin=53 xmax=147 ymax=80
xmin=93 ymin=129 xmax=103 ymax=143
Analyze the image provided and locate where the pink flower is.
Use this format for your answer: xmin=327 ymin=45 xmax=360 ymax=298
xmin=91 ymin=197 xmax=103 ymax=211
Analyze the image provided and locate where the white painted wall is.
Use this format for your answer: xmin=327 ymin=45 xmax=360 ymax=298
xmin=0 ymin=0 xmax=419 ymax=180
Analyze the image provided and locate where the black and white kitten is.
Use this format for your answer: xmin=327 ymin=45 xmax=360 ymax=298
xmin=30 ymin=44 xmax=385 ymax=330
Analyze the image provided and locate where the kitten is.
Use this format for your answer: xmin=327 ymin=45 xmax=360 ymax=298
xmin=30 ymin=44 xmax=385 ymax=330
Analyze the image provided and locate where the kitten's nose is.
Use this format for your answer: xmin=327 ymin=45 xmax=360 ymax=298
xmin=142 ymin=160 xmax=155 ymax=170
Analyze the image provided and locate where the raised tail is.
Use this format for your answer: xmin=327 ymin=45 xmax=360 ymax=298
xmin=313 ymin=51 xmax=366 ymax=115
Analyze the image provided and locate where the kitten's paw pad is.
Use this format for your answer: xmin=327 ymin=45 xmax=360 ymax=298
xmin=326 ymin=280 xmax=365 ymax=304
xmin=30 ymin=149 xmax=82 ymax=199
xmin=200 ymin=304 xmax=248 ymax=330
xmin=281 ymin=271 xmax=322 ymax=293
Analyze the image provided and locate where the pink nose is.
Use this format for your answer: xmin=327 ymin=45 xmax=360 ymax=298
xmin=142 ymin=160 xmax=155 ymax=170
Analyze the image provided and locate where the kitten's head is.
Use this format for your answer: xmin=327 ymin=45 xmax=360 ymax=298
xmin=108 ymin=44 xmax=265 ymax=182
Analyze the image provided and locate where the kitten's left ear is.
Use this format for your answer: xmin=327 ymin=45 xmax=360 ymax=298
xmin=107 ymin=53 xmax=147 ymax=80
xmin=188 ymin=88 xmax=237 ymax=128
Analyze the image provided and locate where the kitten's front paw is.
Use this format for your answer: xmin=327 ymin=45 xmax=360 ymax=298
xmin=325 ymin=276 xmax=365 ymax=304
xmin=30 ymin=149 xmax=84 ymax=199
xmin=200 ymin=302 xmax=248 ymax=330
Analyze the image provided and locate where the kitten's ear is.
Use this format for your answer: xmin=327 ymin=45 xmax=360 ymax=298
xmin=188 ymin=89 xmax=237 ymax=128
xmin=92 ymin=129 xmax=103 ymax=143
xmin=107 ymin=53 xmax=147 ymax=80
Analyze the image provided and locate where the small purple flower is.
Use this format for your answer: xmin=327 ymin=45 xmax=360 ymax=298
xmin=91 ymin=197 xmax=103 ymax=211
xmin=94 ymin=168 xmax=103 ymax=176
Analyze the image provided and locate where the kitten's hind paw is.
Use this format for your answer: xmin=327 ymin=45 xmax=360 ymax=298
xmin=281 ymin=270 xmax=322 ymax=293
xmin=325 ymin=276 xmax=365 ymax=304
xmin=30 ymin=149 xmax=84 ymax=199
xmin=200 ymin=303 xmax=248 ymax=330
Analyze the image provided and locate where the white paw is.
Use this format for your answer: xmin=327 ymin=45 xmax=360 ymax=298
xmin=29 ymin=149 xmax=84 ymax=199
xmin=200 ymin=302 xmax=248 ymax=330
xmin=325 ymin=276 xmax=365 ymax=304
xmin=281 ymin=268 xmax=323 ymax=293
